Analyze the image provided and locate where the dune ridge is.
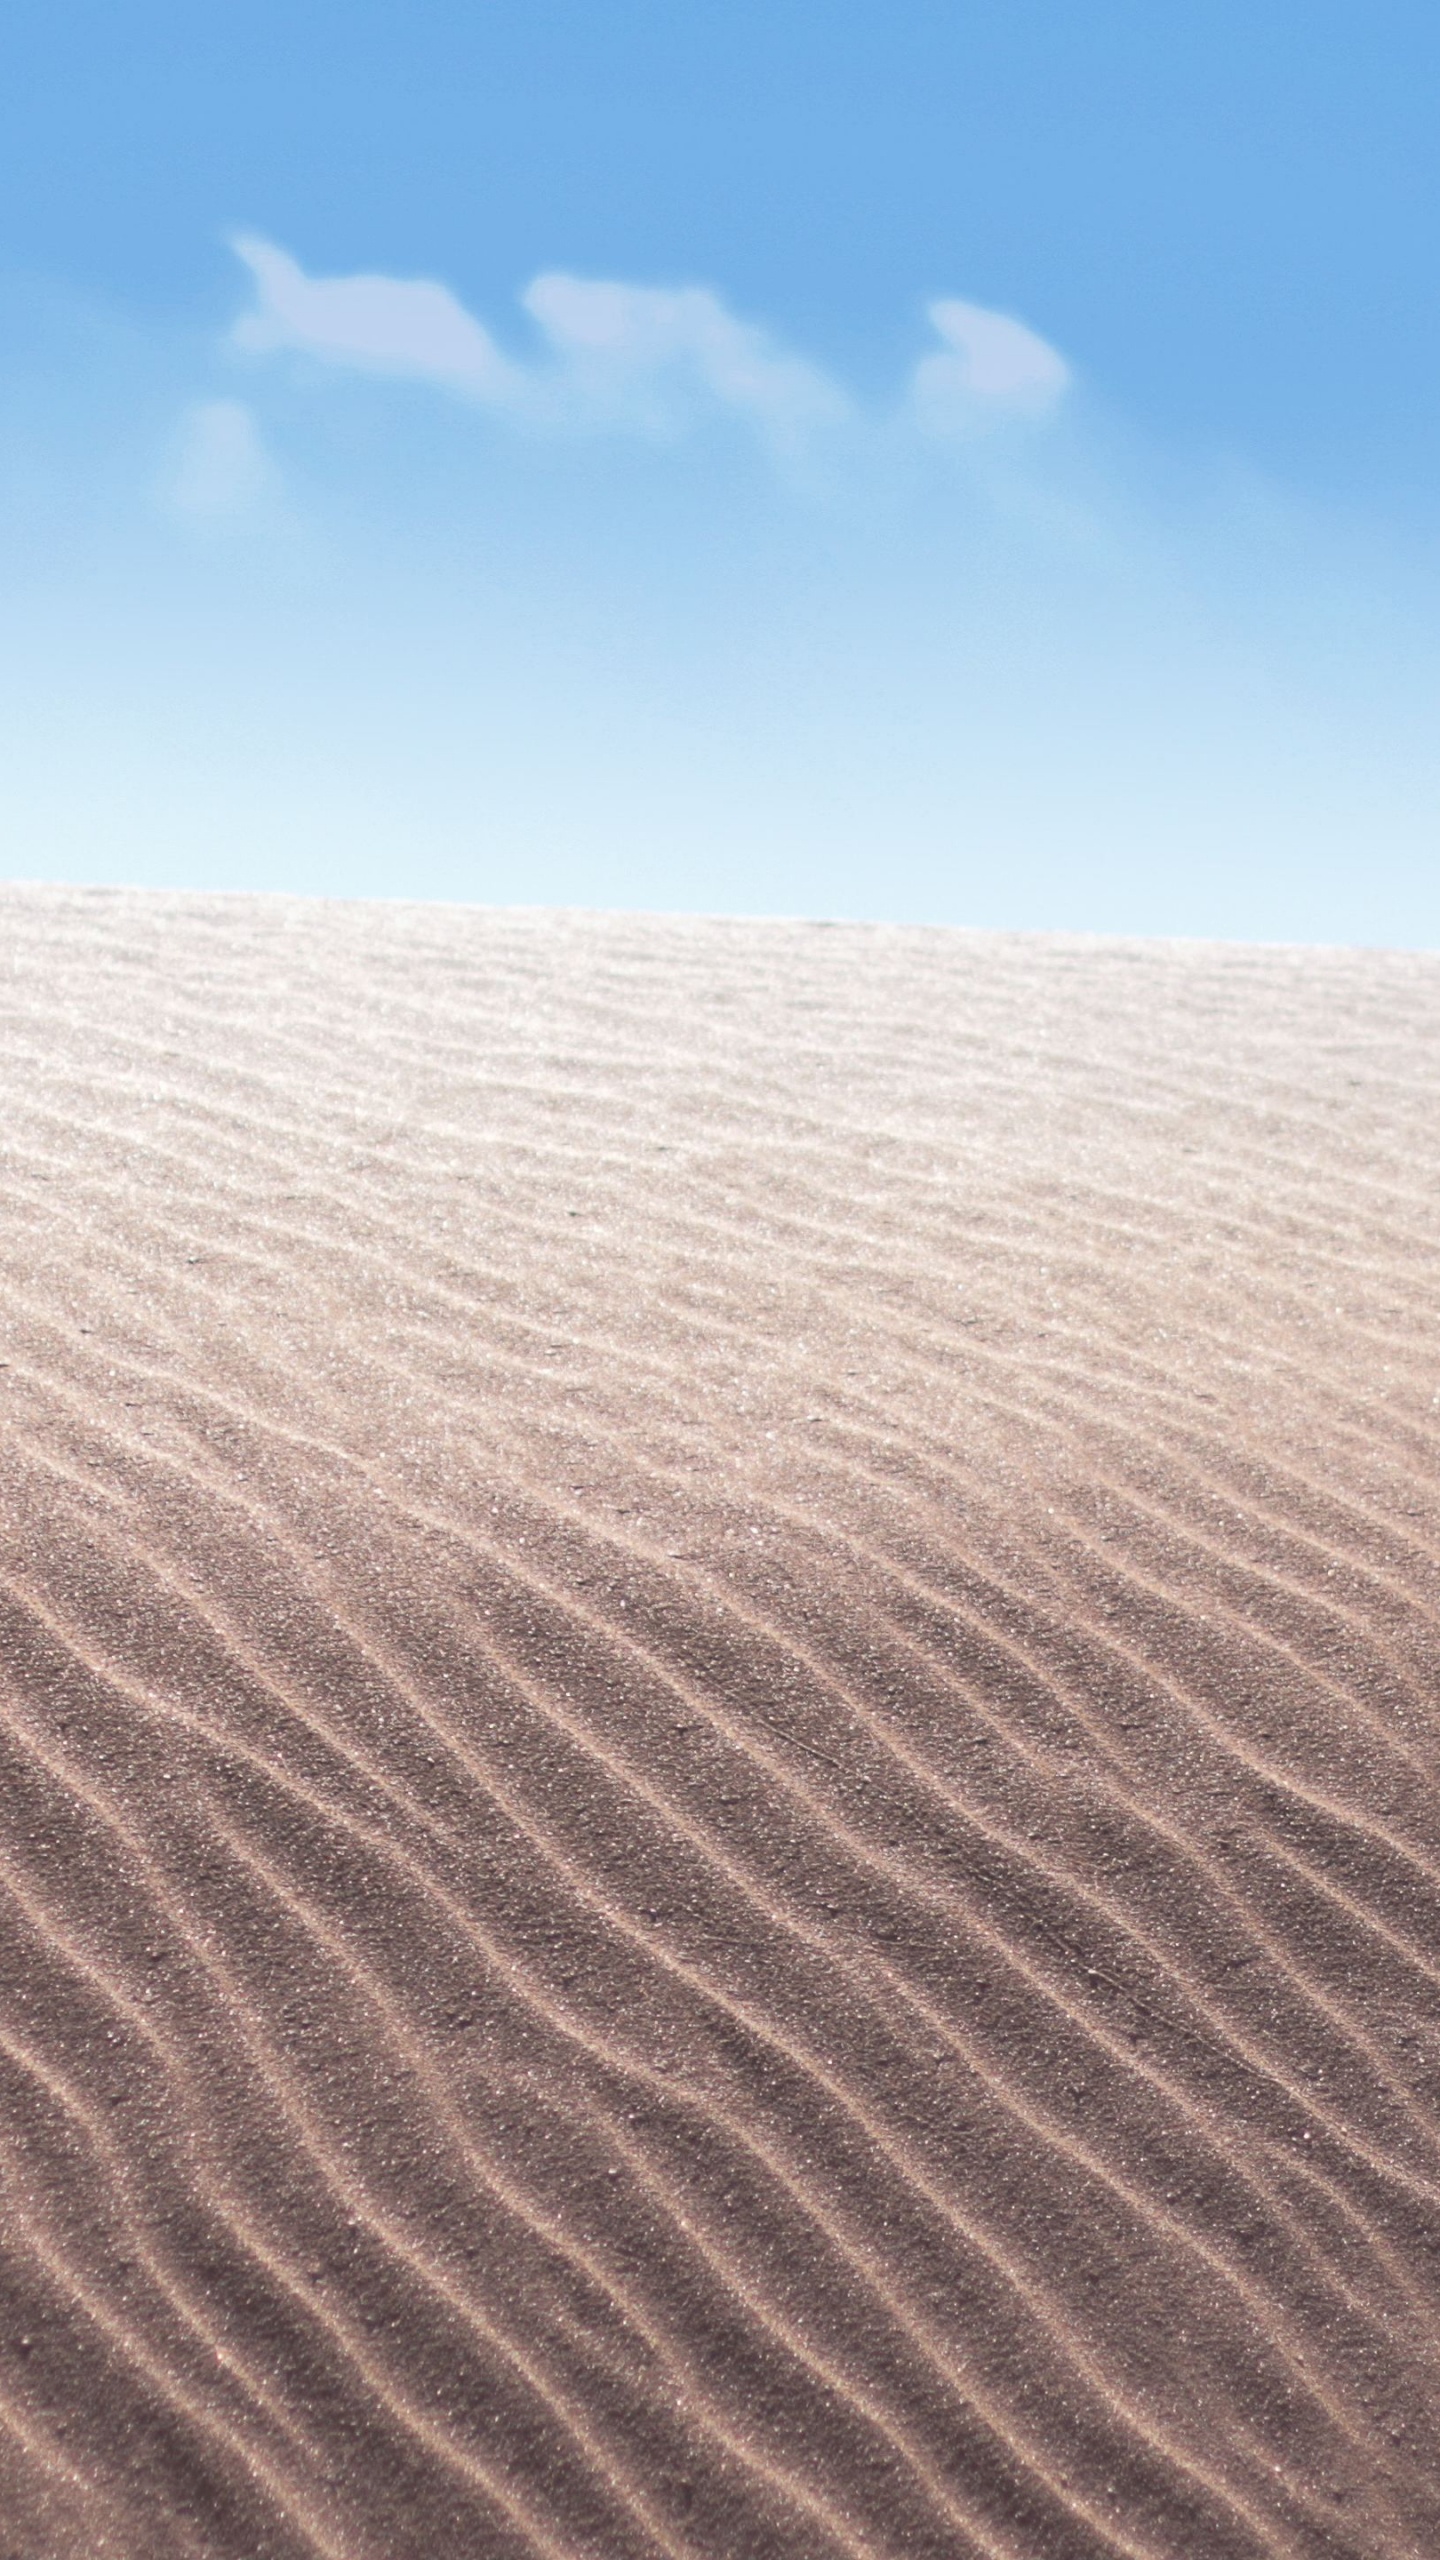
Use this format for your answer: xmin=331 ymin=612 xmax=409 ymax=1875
xmin=1 ymin=884 xmax=1440 ymax=2555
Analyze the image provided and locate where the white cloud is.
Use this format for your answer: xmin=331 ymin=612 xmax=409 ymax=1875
xmin=227 ymin=236 xmax=847 ymax=448
xmin=911 ymin=298 xmax=1071 ymax=431
xmin=521 ymin=273 xmax=849 ymax=445
xmin=165 ymin=399 xmax=270 ymax=515
xmin=225 ymin=238 xmax=1069 ymax=455
xmin=230 ymin=233 xmax=519 ymax=399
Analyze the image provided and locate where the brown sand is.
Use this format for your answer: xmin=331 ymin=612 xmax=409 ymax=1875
xmin=1 ymin=885 xmax=1439 ymax=2558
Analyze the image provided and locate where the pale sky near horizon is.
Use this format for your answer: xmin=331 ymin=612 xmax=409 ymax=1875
xmin=4 ymin=2 xmax=1440 ymax=944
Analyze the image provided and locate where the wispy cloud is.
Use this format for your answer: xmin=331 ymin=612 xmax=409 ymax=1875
xmin=911 ymin=299 xmax=1071 ymax=431
xmin=231 ymin=235 xmax=518 ymax=399
xmin=164 ymin=398 xmax=270 ymax=515
xmin=520 ymin=272 xmax=848 ymax=446
xmin=229 ymin=235 xmax=841 ymax=448
xmin=227 ymin=236 xmax=1070 ymax=454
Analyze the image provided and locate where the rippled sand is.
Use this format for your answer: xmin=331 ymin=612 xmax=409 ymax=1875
xmin=2 ymin=884 xmax=1439 ymax=2558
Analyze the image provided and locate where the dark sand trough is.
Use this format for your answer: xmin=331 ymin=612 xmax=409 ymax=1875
xmin=2 ymin=884 xmax=1440 ymax=2558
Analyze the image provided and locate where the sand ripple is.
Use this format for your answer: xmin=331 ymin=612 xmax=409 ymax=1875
xmin=2 ymin=886 xmax=1439 ymax=2555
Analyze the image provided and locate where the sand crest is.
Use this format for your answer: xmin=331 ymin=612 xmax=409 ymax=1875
xmin=1 ymin=883 xmax=1439 ymax=2557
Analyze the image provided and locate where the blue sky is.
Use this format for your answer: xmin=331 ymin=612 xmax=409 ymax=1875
xmin=4 ymin=1 xmax=1440 ymax=940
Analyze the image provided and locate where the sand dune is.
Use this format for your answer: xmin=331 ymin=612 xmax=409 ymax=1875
xmin=1 ymin=884 xmax=1439 ymax=2557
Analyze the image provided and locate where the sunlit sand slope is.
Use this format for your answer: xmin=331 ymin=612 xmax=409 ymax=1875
xmin=2 ymin=885 xmax=1440 ymax=2559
